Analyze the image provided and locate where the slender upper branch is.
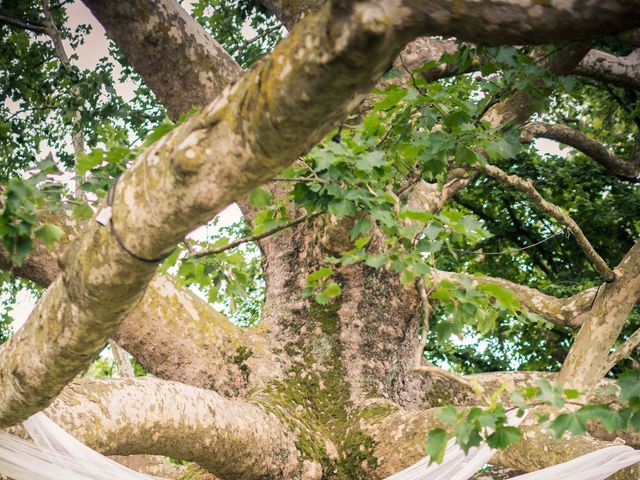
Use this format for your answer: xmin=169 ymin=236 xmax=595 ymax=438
xmin=478 ymin=163 xmax=615 ymax=282
xmin=432 ymin=269 xmax=596 ymax=328
xmin=0 ymin=14 xmax=47 ymax=33
xmin=192 ymin=213 xmax=318 ymax=258
xmin=521 ymin=122 xmax=640 ymax=182
xmin=604 ymin=328 xmax=640 ymax=374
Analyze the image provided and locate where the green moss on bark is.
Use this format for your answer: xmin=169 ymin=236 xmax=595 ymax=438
xmin=254 ymin=298 xmax=377 ymax=479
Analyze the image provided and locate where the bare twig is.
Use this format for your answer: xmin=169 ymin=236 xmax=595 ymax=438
xmin=237 ymin=24 xmax=282 ymax=57
xmin=478 ymin=163 xmax=615 ymax=282
xmin=192 ymin=213 xmax=319 ymax=258
xmin=413 ymin=277 xmax=473 ymax=388
xmin=274 ymin=176 xmax=330 ymax=184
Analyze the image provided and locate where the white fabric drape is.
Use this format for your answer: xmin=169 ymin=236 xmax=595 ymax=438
xmin=0 ymin=411 xmax=637 ymax=480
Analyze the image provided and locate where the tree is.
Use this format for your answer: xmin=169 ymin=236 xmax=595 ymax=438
xmin=0 ymin=0 xmax=639 ymax=479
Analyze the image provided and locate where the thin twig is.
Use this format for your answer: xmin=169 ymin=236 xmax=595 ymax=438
xmin=413 ymin=277 xmax=473 ymax=388
xmin=452 ymin=229 xmax=565 ymax=256
xmin=237 ymin=24 xmax=282 ymax=57
xmin=274 ymin=176 xmax=330 ymax=184
xmin=478 ymin=163 xmax=615 ymax=282
xmin=398 ymin=53 xmax=427 ymax=96
xmin=192 ymin=213 xmax=319 ymax=258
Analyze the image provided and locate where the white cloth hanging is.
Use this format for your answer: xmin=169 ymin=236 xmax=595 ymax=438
xmin=0 ymin=411 xmax=638 ymax=480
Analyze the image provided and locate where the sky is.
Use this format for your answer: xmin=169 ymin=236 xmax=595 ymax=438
xmin=7 ymin=3 xmax=569 ymax=332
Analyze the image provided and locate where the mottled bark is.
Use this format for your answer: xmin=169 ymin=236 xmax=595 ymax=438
xmin=0 ymin=217 xmax=264 ymax=396
xmin=0 ymin=1 xmax=416 ymax=428
xmin=398 ymin=1 xmax=640 ymax=45
xmin=81 ymin=0 xmax=242 ymax=120
xmin=362 ymin=406 xmax=640 ymax=480
xmin=575 ymin=49 xmax=640 ymax=90
xmin=259 ymin=0 xmax=325 ymax=29
xmin=46 ymin=378 xmax=302 ymax=480
xmin=112 ymin=275 xmax=279 ymax=395
xmin=559 ymin=241 xmax=640 ymax=389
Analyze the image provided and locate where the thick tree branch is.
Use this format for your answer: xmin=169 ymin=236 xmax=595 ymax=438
xmin=560 ymin=240 xmax=640 ymax=389
xmin=521 ymin=122 xmax=640 ymax=182
xmin=1 ymin=1 xmax=423 ymax=427
xmin=81 ymin=0 xmax=242 ymax=120
xmin=45 ymin=377 xmax=302 ymax=479
xmin=575 ymin=49 xmax=640 ymax=90
xmin=478 ymin=163 xmax=615 ymax=282
xmin=0 ymin=215 xmax=268 ymax=396
xmin=361 ymin=405 xmax=640 ymax=480
xmin=399 ymin=1 xmax=640 ymax=45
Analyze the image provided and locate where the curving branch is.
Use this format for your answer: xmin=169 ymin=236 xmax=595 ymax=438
xmin=521 ymin=122 xmax=640 ymax=182
xmin=478 ymin=163 xmax=615 ymax=282
xmin=575 ymin=48 xmax=640 ymax=90
xmin=45 ymin=377 xmax=302 ymax=479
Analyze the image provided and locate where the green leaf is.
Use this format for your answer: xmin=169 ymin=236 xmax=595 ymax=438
xmin=72 ymin=202 xmax=94 ymax=220
xmin=306 ymin=267 xmax=333 ymax=283
xmin=578 ymin=404 xmax=624 ymax=433
xmin=323 ymin=282 xmax=342 ymax=299
xmin=356 ymin=151 xmax=386 ymax=172
xmin=476 ymin=308 xmax=498 ymax=334
xmin=315 ymin=292 xmax=330 ymax=305
xmin=455 ymin=422 xmax=482 ymax=453
xmin=35 ymin=223 xmax=63 ymax=249
xmin=477 ymin=283 xmax=520 ymax=312
xmin=400 ymin=268 xmax=416 ymax=285
xmin=486 ymin=136 xmax=520 ymax=161
xmin=350 ymin=218 xmax=372 ymax=240
xmin=426 ymin=428 xmax=448 ymax=464
xmin=354 ymin=236 xmax=371 ymax=249
xmin=436 ymin=406 xmax=458 ymax=425
xmin=486 ymin=426 xmax=521 ymax=449
xmin=549 ymin=413 xmax=586 ymax=438
xmin=365 ymin=254 xmax=387 ymax=269
xmin=329 ymin=199 xmax=357 ymax=218
xmin=248 ymin=187 xmax=273 ymax=208
xmin=617 ymin=370 xmax=640 ymax=401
